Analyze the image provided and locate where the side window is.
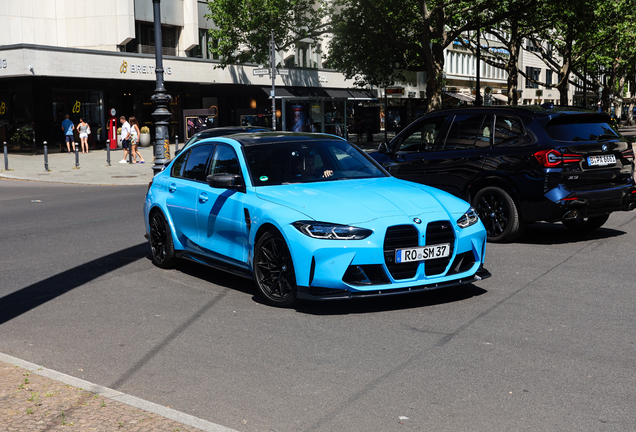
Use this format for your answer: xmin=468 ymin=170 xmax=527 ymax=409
xmin=493 ymin=116 xmax=525 ymax=146
xmin=209 ymin=144 xmax=241 ymax=176
xmin=171 ymin=150 xmax=188 ymax=178
xmin=442 ymin=115 xmax=485 ymax=151
xmin=396 ymin=117 xmax=447 ymax=153
xmin=476 ymin=115 xmax=493 ymax=148
xmin=182 ymin=144 xmax=215 ymax=181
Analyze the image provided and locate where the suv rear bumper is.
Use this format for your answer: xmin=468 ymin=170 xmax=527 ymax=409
xmin=546 ymin=184 xmax=636 ymax=221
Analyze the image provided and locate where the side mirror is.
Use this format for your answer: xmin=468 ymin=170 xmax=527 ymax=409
xmin=206 ymin=173 xmax=244 ymax=192
xmin=378 ymin=142 xmax=389 ymax=154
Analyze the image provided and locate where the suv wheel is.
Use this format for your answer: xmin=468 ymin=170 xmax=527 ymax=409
xmin=473 ymin=186 xmax=524 ymax=243
xmin=562 ymin=214 xmax=609 ymax=232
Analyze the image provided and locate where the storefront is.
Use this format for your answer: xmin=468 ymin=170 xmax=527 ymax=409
xmin=0 ymin=45 xmax=395 ymax=153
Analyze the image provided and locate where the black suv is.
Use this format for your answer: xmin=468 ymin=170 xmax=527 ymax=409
xmin=370 ymin=105 xmax=636 ymax=242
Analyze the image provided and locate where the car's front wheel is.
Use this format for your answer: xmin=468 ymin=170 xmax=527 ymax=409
xmin=149 ymin=211 xmax=177 ymax=268
xmin=562 ymin=214 xmax=609 ymax=232
xmin=254 ymin=230 xmax=297 ymax=307
xmin=473 ymin=186 xmax=524 ymax=243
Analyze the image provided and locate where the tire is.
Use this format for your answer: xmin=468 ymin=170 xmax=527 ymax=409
xmin=254 ymin=230 xmax=298 ymax=307
xmin=473 ymin=186 xmax=523 ymax=243
xmin=562 ymin=214 xmax=609 ymax=232
xmin=149 ymin=211 xmax=177 ymax=269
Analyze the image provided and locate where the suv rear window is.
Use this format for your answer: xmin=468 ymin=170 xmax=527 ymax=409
xmin=545 ymin=119 xmax=618 ymax=142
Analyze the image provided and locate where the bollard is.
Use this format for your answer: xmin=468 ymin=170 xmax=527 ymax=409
xmin=74 ymin=142 xmax=80 ymax=168
xmin=175 ymin=135 xmax=179 ymax=153
xmin=106 ymin=140 xmax=111 ymax=166
xmin=33 ymin=135 xmax=37 ymax=155
xmin=3 ymin=142 xmax=8 ymax=171
xmin=129 ymin=141 xmax=133 ymax=164
xmin=44 ymin=141 xmax=49 ymax=172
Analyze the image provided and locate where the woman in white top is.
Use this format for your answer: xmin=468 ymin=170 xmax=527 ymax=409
xmin=129 ymin=116 xmax=145 ymax=164
xmin=77 ymin=118 xmax=90 ymax=153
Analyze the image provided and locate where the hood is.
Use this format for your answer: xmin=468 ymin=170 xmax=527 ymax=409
xmin=255 ymin=178 xmax=465 ymax=224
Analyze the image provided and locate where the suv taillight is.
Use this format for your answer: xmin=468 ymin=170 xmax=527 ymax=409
xmin=534 ymin=149 xmax=583 ymax=167
xmin=622 ymin=148 xmax=634 ymax=159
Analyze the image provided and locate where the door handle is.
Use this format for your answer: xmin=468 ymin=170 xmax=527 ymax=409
xmin=198 ymin=192 xmax=209 ymax=203
xmin=168 ymin=183 xmax=177 ymax=193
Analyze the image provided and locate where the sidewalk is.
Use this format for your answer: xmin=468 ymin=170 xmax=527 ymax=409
xmin=0 ymin=145 xmax=163 ymax=186
xmin=0 ymin=353 xmax=237 ymax=432
xmin=0 ymin=135 xmax=387 ymax=186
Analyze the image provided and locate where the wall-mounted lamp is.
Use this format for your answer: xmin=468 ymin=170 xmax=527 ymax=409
xmin=250 ymin=99 xmax=257 ymax=109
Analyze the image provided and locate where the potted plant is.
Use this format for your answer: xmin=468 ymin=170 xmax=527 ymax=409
xmin=139 ymin=126 xmax=151 ymax=147
xmin=117 ymin=127 xmax=122 ymax=148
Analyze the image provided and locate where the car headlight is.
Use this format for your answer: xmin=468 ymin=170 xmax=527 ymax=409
xmin=457 ymin=207 xmax=479 ymax=228
xmin=292 ymin=221 xmax=373 ymax=240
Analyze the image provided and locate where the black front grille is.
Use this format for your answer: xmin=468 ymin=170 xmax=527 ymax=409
xmin=424 ymin=221 xmax=455 ymax=276
xmin=384 ymin=225 xmax=420 ymax=280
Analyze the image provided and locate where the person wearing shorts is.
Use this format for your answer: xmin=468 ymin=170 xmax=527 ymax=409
xmin=61 ymin=114 xmax=75 ymax=153
xmin=119 ymin=116 xmax=131 ymax=163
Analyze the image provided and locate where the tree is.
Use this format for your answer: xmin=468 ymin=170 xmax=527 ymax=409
xmin=205 ymin=0 xmax=533 ymax=112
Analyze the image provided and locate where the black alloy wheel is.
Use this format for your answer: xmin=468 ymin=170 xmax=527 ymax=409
xmin=149 ymin=211 xmax=176 ymax=268
xmin=562 ymin=214 xmax=609 ymax=232
xmin=473 ymin=186 xmax=523 ymax=243
xmin=254 ymin=230 xmax=298 ymax=307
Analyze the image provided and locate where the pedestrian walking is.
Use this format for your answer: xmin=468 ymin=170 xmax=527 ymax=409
xmin=77 ymin=118 xmax=90 ymax=153
xmin=119 ymin=116 xmax=131 ymax=163
xmin=61 ymin=114 xmax=75 ymax=153
xmin=129 ymin=116 xmax=145 ymax=164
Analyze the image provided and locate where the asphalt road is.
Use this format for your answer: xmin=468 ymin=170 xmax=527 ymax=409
xmin=0 ymin=179 xmax=635 ymax=431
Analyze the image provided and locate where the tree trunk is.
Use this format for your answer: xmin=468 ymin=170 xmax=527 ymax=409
xmin=426 ymin=43 xmax=445 ymax=112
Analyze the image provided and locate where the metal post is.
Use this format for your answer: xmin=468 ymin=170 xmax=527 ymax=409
xmin=44 ymin=142 xmax=48 ymax=171
xmin=175 ymin=135 xmax=178 ymax=153
xmin=151 ymin=0 xmax=172 ymax=176
xmin=33 ymin=134 xmax=37 ymax=155
xmin=74 ymin=142 xmax=79 ymax=168
xmin=106 ymin=140 xmax=111 ymax=166
xmin=3 ymin=142 xmax=8 ymax=171
xmin=271 ymin=30 xmax=277 ymax=130
xmin=474 ymin=27 xmax=482 ymax=106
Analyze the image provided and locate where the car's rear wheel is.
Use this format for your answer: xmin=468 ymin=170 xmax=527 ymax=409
xmin=149 ymin=211 xmax=177 ymax=268
xmin=562 ymin=214 xmax=609 ymax=232
xmin=254 ymin=230 xmax=297 ymax=307
xmin=473 ymin=186 xmax=523 ymax=243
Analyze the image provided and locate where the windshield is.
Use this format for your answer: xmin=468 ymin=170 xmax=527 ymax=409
xmin=545 ymin=120 xmax=619 ymax=142
xmin=244 ymin=139 xmax=388 ymax=186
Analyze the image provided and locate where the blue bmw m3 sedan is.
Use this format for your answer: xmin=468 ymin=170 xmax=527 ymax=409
xmin=144 ymin=132 xmax=490 ymax=307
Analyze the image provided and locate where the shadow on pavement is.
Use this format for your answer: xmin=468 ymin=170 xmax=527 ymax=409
xmin=516 ymin=222 xmax=626 ymax=245
xmin=0 ymin=243 xmax=150 ymax=325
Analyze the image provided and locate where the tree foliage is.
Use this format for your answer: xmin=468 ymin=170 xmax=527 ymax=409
xmin=205 ymin=0 xmax=636 ymax=113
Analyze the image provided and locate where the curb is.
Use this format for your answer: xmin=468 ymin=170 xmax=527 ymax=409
xmin=0 ymin=352 xmax=239 ymax=432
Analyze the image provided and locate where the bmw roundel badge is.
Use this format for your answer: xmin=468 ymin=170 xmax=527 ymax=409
xmin=602 ymin=144 xmax=608 ymax=152
xmin=413 ymin=218 xmax=422 ymax=224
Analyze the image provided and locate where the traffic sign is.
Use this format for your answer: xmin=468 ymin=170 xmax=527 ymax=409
xmin=276 ymin=69 xmax=289 ymax=76
xmin=253 ymin=68 xmax=270 ymax=76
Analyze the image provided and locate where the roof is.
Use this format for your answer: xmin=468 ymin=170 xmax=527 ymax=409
xmin=215 ymin=132 xmax=345 ymax=147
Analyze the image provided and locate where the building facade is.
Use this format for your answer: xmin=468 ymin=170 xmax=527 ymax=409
xmin=1 ymin=0 xmax=428 ymax=152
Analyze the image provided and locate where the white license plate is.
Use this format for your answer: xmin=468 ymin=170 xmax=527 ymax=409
xmin=587 ymin=154 xmax=616 ymax=166
xmin=395 ymin=243 xmax=450 ymax=263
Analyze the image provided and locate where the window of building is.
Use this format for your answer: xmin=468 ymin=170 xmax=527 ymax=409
xmin=137 ymin=22 xmax=178 ymax=56
xmin=525 ymin=67 xmax=540 ymax=89
xmin=546 ymin=70 xmax=553 ymax=87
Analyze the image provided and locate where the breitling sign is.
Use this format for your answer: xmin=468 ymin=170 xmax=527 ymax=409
xmin=119 ymin=60 xmax=172 ymax=75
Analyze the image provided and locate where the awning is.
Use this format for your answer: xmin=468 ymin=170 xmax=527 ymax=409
xmin=492 ymin=94 xmax=508 ymax=102
xmin=444 ymin=91 xmax=475 ymax=102
xmin=262 ymin=86 xmax=378 ymax=101
xmin=347 ymin=89 xmax=378 ymax=100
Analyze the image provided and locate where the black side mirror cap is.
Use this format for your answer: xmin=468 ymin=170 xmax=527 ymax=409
xmin=378 ymin=142 xmax=389 ymax=154
xmin=206 ymin=173 xmax=244 ymax=192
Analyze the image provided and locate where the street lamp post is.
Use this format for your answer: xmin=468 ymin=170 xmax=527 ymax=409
xmin=151 ymin=0 xmax=172 ymax=176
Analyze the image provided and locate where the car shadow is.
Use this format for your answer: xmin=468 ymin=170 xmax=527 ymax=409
xmin=515 ymin=222 xmax=626 ymax=245
xmin=170 ymin=259 xmax=488 ymax=314
xmin=294 ymin=284 xmax=488 ymax=315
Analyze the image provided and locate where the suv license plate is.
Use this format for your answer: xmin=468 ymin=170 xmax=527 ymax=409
xmin=395 ymin=243 xmax=450 ymax=263
xmin=588 ymin=154 xmax=616 ymax=166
